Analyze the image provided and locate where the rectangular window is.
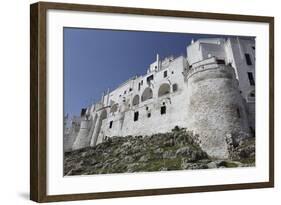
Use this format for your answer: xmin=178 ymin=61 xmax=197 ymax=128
xmin=147 ymin=75 xmax=154 ymax=83
xmin=247 ymin=72 xmax=255 ymax=86
xmin=80 ymin=108 xmax=87 ymax=117
xmin=134 ymin=111 xmax=139 ymax=121
xmin=160 ymin=106 xmax=166 ymax=115
xmin=172 ymin=84 xmax=178 ymax=92
xmin=245 ymin=53 xmax=252 ymax=65
xmin=163 ymin=70 xmax=167 ymax=78
xmin=147 ymin=113 xmax=151 ymax=118
xmin=138 ymin=83 xmax=141 ymax=91
xmin=109 ymin=121 xmax=113 ymax=128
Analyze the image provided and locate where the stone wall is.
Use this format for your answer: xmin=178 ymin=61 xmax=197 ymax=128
xmin=186 ymin=63 xmax=250 ymax=158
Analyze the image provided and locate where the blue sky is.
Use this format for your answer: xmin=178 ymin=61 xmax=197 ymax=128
xmin=63 ymin=28 xmax=235 ymax=117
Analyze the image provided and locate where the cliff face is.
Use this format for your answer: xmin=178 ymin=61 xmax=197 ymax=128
xmin=64 ymin=128 xmax=255 ymax=176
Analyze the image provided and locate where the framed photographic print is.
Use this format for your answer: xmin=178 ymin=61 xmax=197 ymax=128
xmin=30 ymin=1 xmax=274 ymax=202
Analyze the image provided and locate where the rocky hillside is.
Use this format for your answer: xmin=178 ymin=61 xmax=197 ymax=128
xmin=64 ymin=127 xmax=255 ymax=176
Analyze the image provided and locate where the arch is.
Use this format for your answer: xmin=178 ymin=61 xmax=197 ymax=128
xmin=158 ymin=83 xmax=171 ymax=97
xmin=132 ymin=95 xmax=140 ymax=106
xmin=141 ymin=87 xmax=153 ymax=102
xmin=110 ymin=103 xmax=118 ymax=113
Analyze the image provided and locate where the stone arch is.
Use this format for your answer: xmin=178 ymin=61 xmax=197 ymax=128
xmin=141 ymin=87 xmax=153 ymax=102
xmin=90 ymin=109 xmax=108 ymax=146
xmin=110 ymin=103 xmax=118 ymax=113
xmin=158 ymin=83 xmax=170 ymax=97
xmin=132 ymin=95 xmax=140 ymax=106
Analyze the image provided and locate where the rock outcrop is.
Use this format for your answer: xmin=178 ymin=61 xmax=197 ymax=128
xmin=64 ymin=127 xmax=255 ymax=176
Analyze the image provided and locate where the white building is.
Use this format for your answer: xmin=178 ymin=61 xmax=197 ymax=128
xmin=65 ymin=37 xmax=255 ymax=159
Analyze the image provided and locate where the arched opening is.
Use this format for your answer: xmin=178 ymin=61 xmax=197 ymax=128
xmin=158 ymin=83 xmax=170 ymax=97
xmin=141 ymin=87 xmax=153 ymax=102
xmin=110 ymin=103 xmax=118 ymax=113
xmin=132 ymin=95 xmax=140 ymax=106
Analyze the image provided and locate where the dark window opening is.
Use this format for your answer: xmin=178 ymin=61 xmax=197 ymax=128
xmin=80 ymin=108 xmax=87 ymax=117
xmin=171 ymin=71 xmax=174 ymax=74
xmin=162 ymin=102 xmax=165 ymax=106
xmin=141 ymin=80 xmax=143 ymax=85
xmin=216 ymin=59 xmax=226 ymax=65
xmin=252 ymin=46 xmax=255 ymax=50
xmin=134 ymin=111 xmax=139 ymax=121
xmin=147 ymin=75 xmax=154 ymax=83
xmin=161 ymin=106 xmax=166 ymax=115
xmin=138 ymin=83 xmax=141 ymax=91
xmin=245 ymin=53 xmax=252 ymax=65
xmin=250 ymin=92 xmax=255 ymax=97
xmin=147 ymin=113 xmax=151 ymax=118
xmin=124 ymin=91 xmax=126 ymax=94
xmin=129 ymin=88 xmax=132 ymax=92
xmin=163 ymin=70 xmax=167 ymax=78
xmin=146 ymin=106 xmax=149 ymax=110
xmin=247 ymin=72 xmax=255 ymax=86
xmin=109 ymin=121 xmax=113 ymax=128
xmin=172 ymin=84 xmax=178 ymax=92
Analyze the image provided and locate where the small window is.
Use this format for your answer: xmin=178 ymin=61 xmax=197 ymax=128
xmin=160 ymin=106 xmax=166 ymax=115
xmin=171 ymin=71 xmax=174 ymax=74
xmin=147 ymin=113 xmax=151 ymax=118
xmin=138 ymin=83 xmax=141 ymax=91
xmin=109 ymin=121 xmax=113 ymax=128
xmin=129 ymin=88 xmax=133 ymax=92
xmin=163 ymin=70 xmax=167 ymax=78
xmin=247 ymin=72 xmax=255 ymax=86
xmin=245 ymin=53 xmax=252 ymax=65
xmin=124 ymin=90 xmax=126 ymax=94
xmin=252 ymin=46 xmax=255 ymax=50
xmin=172 ymin=84 xmax=178 ymax=92
xmin=146 ymin=106 xmax=149 ymax=110
xmin=147 ymin=75 xmax=154 ymax=83
xmin=134 ymin=111 xmax=139 ymax=121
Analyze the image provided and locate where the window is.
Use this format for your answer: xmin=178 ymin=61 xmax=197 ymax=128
xmin=146 ymin=106 xmax=149 ymax=110
xmin=129 ymin=88 xmax=133 ymax=92
xmin=147 ymin=113 xmax=151 ymax=118
xmin=147 ymin=75 xmax=154 ymax=83
xmin=163 ymin=70 xmax=167 ymax=78
xmin=216 ymin=59 xmax=226 ymax=65
xmin=160 ymin=106 xmax=166 ymax=115
xmin=80 ymin=108 xmax=87 ymax=117
xmin=245 ymin=53 xmax=252 ymax=65
xmin=138 ymin=83 xmax=141 ymax=91
xmin=171 ymin=71 xmax=174 ymax=74
xmin=134 ymin=111 xmax=139 ymax=121
xmin=172 ymin=84 xmax=178 ymax=92
xmin=124 ymin=90 xmax=126 ymax=94
xmin=109 ymin=121 xmax=113 ymax=128
xmin=247 ymin=72 xmax=255 ymax=86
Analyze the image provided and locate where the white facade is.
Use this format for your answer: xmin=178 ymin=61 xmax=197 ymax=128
xmin=65 ymin=37 xmax=256 ymax=159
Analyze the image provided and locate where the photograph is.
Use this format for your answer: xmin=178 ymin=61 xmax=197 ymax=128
xmin=63 ymin=28 xmax=256 ymax=176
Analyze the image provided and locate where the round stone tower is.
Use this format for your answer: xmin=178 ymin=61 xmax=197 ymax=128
xmin=186 ymin=59 xmax=250 ymax=159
